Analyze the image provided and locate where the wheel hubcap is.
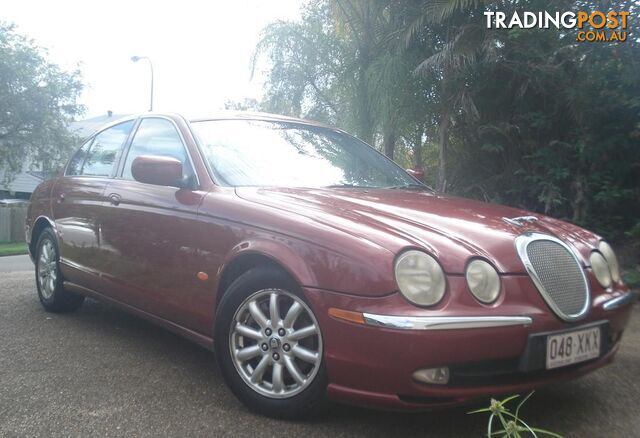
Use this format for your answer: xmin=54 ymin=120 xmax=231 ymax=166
xmin=230 ymin=289 xmax=322 ymax=399
xmin=37 ymin=239 xmax=57 ymax=300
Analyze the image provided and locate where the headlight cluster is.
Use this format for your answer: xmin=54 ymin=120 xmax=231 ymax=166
xmin=590 ymin=241 xmax=620 ymax=289
xmin=395 ymin=250 xmax=502 ymax=306
xmin=465 ymin=259 xmax=501 ymax=303
xmin=395 ymin=250 xmax=446 ymax=306
xmin=396 ymin=241 xmax=619 ymax=306
xmin=598 ymin=241 xmax=620 ymax=282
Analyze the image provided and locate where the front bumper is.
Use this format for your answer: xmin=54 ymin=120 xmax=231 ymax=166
xmin=304 ymin=275 xmax=634 ymax=411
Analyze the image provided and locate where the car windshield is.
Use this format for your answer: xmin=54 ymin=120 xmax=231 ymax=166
xmin=191 ymin=119 xmax=423 ymax=188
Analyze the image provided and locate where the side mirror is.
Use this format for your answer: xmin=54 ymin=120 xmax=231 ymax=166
xmin=406 ymin=167 xmax=425 ymax=183
xmin=131 ymin=155 xmax=183 ymax=187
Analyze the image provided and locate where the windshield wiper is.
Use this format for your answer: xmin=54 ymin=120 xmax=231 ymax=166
xmin=326 ymin=183 xmax=431 ymax=190
xmin=385 ymin=184 xmax=429 ymax=191
xmin=326 ymin=184 xmax=357 ymax=188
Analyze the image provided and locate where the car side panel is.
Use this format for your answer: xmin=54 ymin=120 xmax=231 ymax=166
xmin=50 ymin=176 xmax=111 ymax=292
xmin=98 ymin=179 xmax=208 ymax=332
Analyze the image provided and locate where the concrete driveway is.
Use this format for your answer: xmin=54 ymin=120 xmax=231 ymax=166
xmin=1 ymin=269 xmax=639 ymax=437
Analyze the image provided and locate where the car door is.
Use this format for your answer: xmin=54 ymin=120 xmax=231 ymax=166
xmin=99 ymin=117 xmax=207 ymax=331
xmin=52 ymin=120 xmax=134 ymax=291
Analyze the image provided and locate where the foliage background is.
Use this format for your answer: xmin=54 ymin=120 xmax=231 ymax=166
xmin=251 ymin=0 xmax=640 ymax=258
xmin=0 ymin=22 xmax=83 ymax=183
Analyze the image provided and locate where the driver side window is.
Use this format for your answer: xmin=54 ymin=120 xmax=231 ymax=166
xmin=122 ymin=118 xmax=195 ymax=183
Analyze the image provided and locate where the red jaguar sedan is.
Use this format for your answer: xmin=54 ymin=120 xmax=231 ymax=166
xmin=26 ymin=112 xmax=634 ymax=417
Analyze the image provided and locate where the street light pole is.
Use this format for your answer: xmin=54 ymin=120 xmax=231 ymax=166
xmin=131 ymin=55 xmax=154 ymax=111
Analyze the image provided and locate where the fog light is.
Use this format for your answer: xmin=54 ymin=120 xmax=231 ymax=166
xmin=412 ymin=367 xmax=450 ymax=385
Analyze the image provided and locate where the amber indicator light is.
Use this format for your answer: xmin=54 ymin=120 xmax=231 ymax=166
xmin=328 ymin=307 xmax=365 ymax=325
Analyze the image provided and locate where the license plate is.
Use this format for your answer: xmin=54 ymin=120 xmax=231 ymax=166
xmin=546 ymin=326 xmax=601 ymax=369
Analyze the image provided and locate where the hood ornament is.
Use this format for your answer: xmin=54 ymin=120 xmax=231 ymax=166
xmin=503 ymin=215 xmax=538 ymax=227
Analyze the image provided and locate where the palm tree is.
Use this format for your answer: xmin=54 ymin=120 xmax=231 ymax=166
xmin=403 ymin=0 xmax=495 ymax=191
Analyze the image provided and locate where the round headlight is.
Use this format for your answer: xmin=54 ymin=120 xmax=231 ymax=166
xmin=395 ymin=250 xmax=446 ymax=306
xmin=465 ymin=259 xmax=501 ymax=303
xmin=590 ymin=251 xmax=612 ymax=289
xmin=598 ymin=241 xmax=620 ymax=283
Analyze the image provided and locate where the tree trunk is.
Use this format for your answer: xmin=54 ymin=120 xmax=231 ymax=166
xmin=436 ymin=112 xmax=450 ymax=192
xmin=436 ymin=27 xmax=454 ymax=193
xmin=571 ymin=169 xmax=588 ymax=224
xmin=413 ymin=125 xmax=424 ymax=168
xmin=354 ymin=5 xmax=374 ymax=145
xmin=383 ymin=131 xmax=395 ymax=160
xmin=356 ymin=72 xmax=374 ymax=144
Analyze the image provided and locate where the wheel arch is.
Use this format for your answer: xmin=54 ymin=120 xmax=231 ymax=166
xmin=29 ymin=216 xmax=57 ymax=258
xmin=215 ymin=242 xmax=317 ymax=312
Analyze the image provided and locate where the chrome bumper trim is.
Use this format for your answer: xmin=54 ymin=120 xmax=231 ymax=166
xmin=362 ymin=314 xmax=533 ymax=330
xmin=602 ymin=291 xmax=636 ymax=311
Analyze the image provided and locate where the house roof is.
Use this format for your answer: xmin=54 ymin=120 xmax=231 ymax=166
xmin=0 ymin=168 xmax=43 ymax=194
xmin=69 ymin=113 xmax=130 ymax=139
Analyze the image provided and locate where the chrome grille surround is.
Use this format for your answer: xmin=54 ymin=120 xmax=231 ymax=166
xmin=515 ymin=233 xmax=590 ymax=321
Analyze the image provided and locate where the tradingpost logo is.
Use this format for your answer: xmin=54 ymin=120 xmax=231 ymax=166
xmin=484 ymin=10 xmax=630 ymax=42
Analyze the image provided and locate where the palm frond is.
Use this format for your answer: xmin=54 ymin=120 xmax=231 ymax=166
xmin=403 ymin=1 xmax=431 ymax=48
xmin=414 ymin=24 xmax=486 ymax=74
xmin=427 ymin=0 xmax=482 ymax=23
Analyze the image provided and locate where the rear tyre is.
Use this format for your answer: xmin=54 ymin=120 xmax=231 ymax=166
xmin=35 ymin=228 xmax=84 ymax=313
xmin=215 ymin=266 xmax=327 ymax=418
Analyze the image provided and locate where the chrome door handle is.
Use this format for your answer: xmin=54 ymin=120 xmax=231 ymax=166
xmin=57 ymin=193 xmax=65 ymax=203
xmin=108 ymin=193 xmax=121 ymax=206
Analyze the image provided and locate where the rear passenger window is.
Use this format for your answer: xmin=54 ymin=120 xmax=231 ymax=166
xmin=65 ymin=138 xmax=93 ymax=176
xmin=122 ymin=118 xmax=193 ymax=180
xmin=82 ymin=121 xmax=134 ymax=177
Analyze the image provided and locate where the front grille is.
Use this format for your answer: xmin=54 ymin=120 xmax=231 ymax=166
xmin=516 ymin=234 xmax=589 ymax=320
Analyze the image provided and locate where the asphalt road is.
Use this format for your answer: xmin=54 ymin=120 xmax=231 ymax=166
xmin=0 ymin=254 xmax=32 ymax=273
xmin=1 ymin=266 xmax=639 ymax=437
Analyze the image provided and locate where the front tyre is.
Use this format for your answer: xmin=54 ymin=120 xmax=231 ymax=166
xmin=35 ymin=228 xmax=84 ymax=313
xmin=215 ymin=267 xmax=327 ymax=418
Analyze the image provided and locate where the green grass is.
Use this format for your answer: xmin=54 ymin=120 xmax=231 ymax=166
xmin=0 ymin=241 xmax=28 ymax=256
xmin=469 ymin=392 xmax=563 ymax=437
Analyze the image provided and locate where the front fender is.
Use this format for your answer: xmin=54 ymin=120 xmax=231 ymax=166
xmin=219 ymin=238 xmax=318 ymax=287
xmin=217 ymin=236 xmax=396 ymax=296
xmin=198 ymin=188 xmax=398 ymax=298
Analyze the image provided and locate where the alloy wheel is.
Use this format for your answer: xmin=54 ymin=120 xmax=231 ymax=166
xmin=229 ymin=288 xmax=322 ymax=399
xmin=37 ymin=239 xmax=58 ymax=300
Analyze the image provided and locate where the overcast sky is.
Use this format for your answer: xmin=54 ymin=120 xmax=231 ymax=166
xmin=3 ymin=0 xmax=301 ymax=119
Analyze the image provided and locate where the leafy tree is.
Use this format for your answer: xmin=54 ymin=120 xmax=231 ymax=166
xmin=252 ymin=2 xmax=346 ymax=127
xmin=253 ymin=0 xmax=434 ymax=161
xmin=224 ymin=98 xmax=261 ymax=112
xmin=0 ymin=22 xmax=83 ymax=182
xmin=403 ymin=0 xmax=493 ymax=190
xmin=439 ymin=0 xmax=640 ymax=239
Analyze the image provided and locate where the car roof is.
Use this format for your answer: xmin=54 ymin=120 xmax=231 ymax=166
xmin=187 ymin=111 xmax=333 ymax=129
xmin=79 ymin=111 xmax=338 ymax=142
